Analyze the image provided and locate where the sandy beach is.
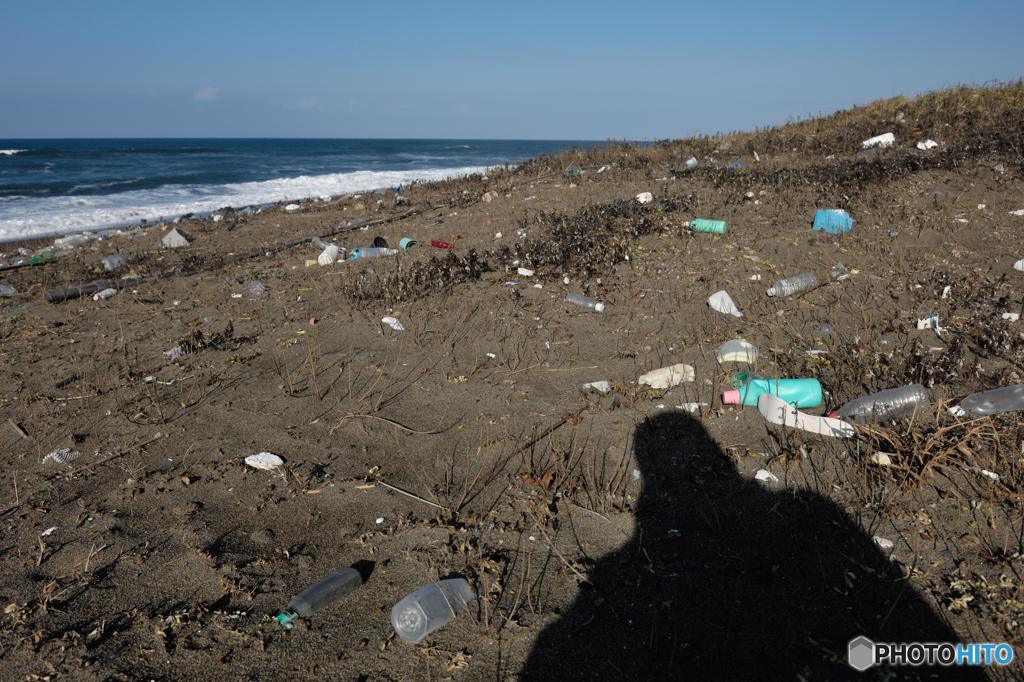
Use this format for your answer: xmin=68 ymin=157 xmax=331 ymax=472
xmin=1 ymin=83 xmax=1023 ymax=679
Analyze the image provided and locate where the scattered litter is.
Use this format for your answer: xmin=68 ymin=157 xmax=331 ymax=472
xmin=756 ymin=393 xmax=854 ymax=438
xmin=708 ymin=290 xmax=742 ymax=317
xmin=349 ymin=247 xmax=398 ymax=260
xmin=392 ymin=579 xmax=476 ymax=644
xmin=716 ymin=339 xmax=757 ymax=364
xmin=101 ymin=254 xmax=126 ymax=272
xmin=318 ymin=244 xmax=342 ymax=265
xmin=980 ymin=469 xmax=999 ymax=481
xmin=430 ymin=240 xmax=454 ymax=249
xmin=399 ymin=237 xmax=417 ymax=250
xmin=868 ymin=452 xmax=894 ymax=466
xmin=284 ymin=203 xmax=301 ymax=212
xmin=375 ymin=517 xmax=385 ymax=524
xmin=638 ymin=363 xmax=695 ymax=390
xmin=957 ymin=384 xmax=1024 ymax=416
xmin=245 ymin=452 xmax=285 ymax=470
xmin=767 ymin=272 xmax=817 ymax=297
xmin=161 ymin=228 xmax=192 ymax=249
xmin=862 ymin=132 xmax=895 ymax=149
xmin=0 ymin=284 xmax=17 ymax=297
xmin=482 ymin=190 xmax=500 ymax=203
xmin=916 ymin=312 xmax=943 ymax=335
xmin=676 ymin=402 xmax=708 ymax=413
xmin=517 ymin=267 xmax=535 ymax=277
xmin=689 ymin=218 xmax=727 ymax=234
xmin=873 ymin=536 xmax=894 ymax=551
xmin=941 ymin=285 xmax=952 ymax=299
xmin=41 ymin=527 xmax=58 ymax=537
xmin=382 ymin=316 xmax=405 ymax=332
xmin=813 ymin=209 xmax=854 ymax=234
xmin=725 ymin=377 xmax=822 ymax=408
xmin=1009 ymin=209 xmax=1024 ymax=217
xmin=581 ymin=380 xmax=612 ymax=394
xmin=163 ymin=345 xmax=184 ymax=360
xmin=276 ymin=566 xmax=363 ymax=630
xmin=485 ymin=352 xmax=496 ymax=359
xmin=1002 ymin=313 xmax=1019 ymax=322
xmin=754 ymin=469 xmax=778 ymax=483
xmin=566 ymin=292 xmax=605 ymax=312
xmin=635 ymin=192 xmax=653 ymax=204
xmin=43 ymin=448 xmax=80 ymax=465
xmin=916 ymin=139 xmax=939 ymax=150
xmin=231 ymin=293 xmax=243 ymax=299
xmin=92 ymin=288 xmax=117 ymax=301
xmin=632 ymin=468 xmax=641 ymax=480
xmin=247 ymin=281 xmax=266 ymax=295
xmin=836 ymin=384 xmax=929 ymax=424
xmin=1014 ymin=259 xmax=1024 ymax=272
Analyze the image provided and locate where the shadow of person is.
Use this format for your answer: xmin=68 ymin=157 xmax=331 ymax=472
xmin=521 ymin=412 xmax=985 ymax=681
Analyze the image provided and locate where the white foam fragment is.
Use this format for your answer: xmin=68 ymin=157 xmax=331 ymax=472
xmin=862 ymin=133 xmax=895 ymax=149
xmin=245 ymin=452 xmax=284 ymax=470
xmin=581 ymin=380 xmax=612 ymax=394
xmin=517 ymin=267 xmax=534 ymax=277
xmin=916 ymin=139 xmax=938 ymax=150
xmin=638 ymin=363 xmax=695 ymax=389
xmin=873 ymin=536 xmax=894 ymax=550
xmin=284 ymin=203 xmax=301 ymax=212
xmin=708 ymin=290 xmax=742 ymax=317
xmin=381 ymin=316 xmax=405 ymax=331
xmin=635 ymin=192 xmax=653 ymax=204
xmin=1009 ymin=209 xmax=1024 ymax=217
xmin=754 ymin=469 xmax=778 ymax=483
xmin=41 ymin=526 xmax=58 ymax=537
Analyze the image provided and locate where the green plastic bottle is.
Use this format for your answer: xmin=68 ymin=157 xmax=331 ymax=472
xmin=722 ymin=378 xmax=823 ymax=408
xmin=689 ymin=218 xmax=727 ymax=235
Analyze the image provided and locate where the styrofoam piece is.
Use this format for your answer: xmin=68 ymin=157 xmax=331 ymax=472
xmin=581 ymin=380 xmax=612 ymax=394
xmin=635 ymin=192 xmax=653 ymax=204
xmin=716 ymin=339 xmax=757 ymax=364
xmin=862 ymin=133 xmax=895 ymax=149
xmin=708 ymin=290 xmax=742 ymax=317
xmin=638 ymin=363 xmax=695 ymax=389
xmin=382 ymin=316 xmax=405 ymax=331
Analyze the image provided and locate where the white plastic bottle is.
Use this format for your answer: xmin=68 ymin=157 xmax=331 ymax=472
xmin=391 ymin=579 xmax=475 ymax=644
xmin=767 ymin=272 xmax=818 ymax=297
xmin=566 ymin=292 xmax=605 ymax=312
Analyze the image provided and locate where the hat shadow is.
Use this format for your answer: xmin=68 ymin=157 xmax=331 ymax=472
xmin=521 ymin=412 xmax=985 ymax=681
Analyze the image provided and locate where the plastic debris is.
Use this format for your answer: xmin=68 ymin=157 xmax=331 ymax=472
xmin=708 ymin=290 xmax=742 ymax=317
xmin=873 ymin=536 xmax=894 ymax=551
xmin=275 ymin=565 xmax=364 ymax=629
xmin=869 ymin=452 xmax=894 ymax=466
xmin=161 ymin=228 xmax=192 ymax=248
xmin=638 ymin=363 xmax=695 ymax=390
xmin=247 ymin=281 xmax=266 ymax=295
xmin=837 ymin=384 xmax=929 ymax=424
xmin=757 ymin=393 xmax=854 ymax=438
xmin=916 ymin=139 xmax=939 ymax=150
xmin=43 ymin=448 xmax=80 ymax=465
xmin=382 ymin=316 xmax=405 ymax=332
xmin=101 ymin=254 xmax=126 ymax=272
xmin=676 ymin=402 xmax=708 ymax=413
xmin=1003 ymin=313 xmax=1020 ymax=322
xmin=92 ymin=288 xmax=117 ymax=301
xmin=813 ymin=209 xmax=854 ymax=235
xmin=767 ymin=272 xmax=817 ymax=297
xmin=635 ymin=192 xmax=653 ymax=204
xmin=689 ymin=218 xmax=727 ymax=234
xmin=862 ymin=132 xmax=895 ymax=149
xmin=163 ymin=345 xmax=184 ymax=360
xmin=1014 ymin=259 xmax=1024 ymax=272
xmin=566 ymin=293 xmax=605 ymax=312
xmin=517 ymin=267 xmax=535 ymax=277
xmin=318 ymin=244 xmax=342 ymax=265
xmin=284 ymin=203 xmax=301 ymax=212
xmin=980 ymin=469 xmax=999 ymax=481
xmin=0 ymin=284 xmax=19 ymax=297
xmin=581 ymin=381 xmax=612 ymax=394
xmin=391 ymin=579 xmax=475 ymax=644
xmin=725 ymin=378 xmax=823 ymax=408
xmin=349 ymin=247 xmax=398 ymax=260
xmin=245 ymin=452 xmax=285 ymax=470
xmin=916 ymin=312 xmax=943 ymax=335
xmin=716 ymin=339 xmax=757 ymax=364
xmin=41 ymin=526 xmax=58 ymax=537
xmin=430 ymin=240 xmax=454 ymax=249
xmin=1009 ymin=209 xmax=1024 ymax=217
xmin=955 ymin=384 xmax=1024 ymax=416
xmin=754 ymin=469 xmax=778 ymax=483
xmin=397 ymin=237 xmax=417 ymax=250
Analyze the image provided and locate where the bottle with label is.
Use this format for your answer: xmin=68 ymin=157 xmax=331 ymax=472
xmin=767 ymin=272 xmax=818 ymax=297
xmin=722 ymin=378 xmax=823 ymax=408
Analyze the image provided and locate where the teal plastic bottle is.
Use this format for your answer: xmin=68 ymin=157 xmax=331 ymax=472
xmin=722 ymin=378 xmax=823 ymax=408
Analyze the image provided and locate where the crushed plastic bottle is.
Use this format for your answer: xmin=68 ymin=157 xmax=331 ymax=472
xmin=957 ymin=384 xmax=1024 ymax=416
xmin=276 ymin=566 xmax=363 ymax=630
xmin=766 ymin=272 xmax=817 ymax=297
xmin=349 ymin=247 xmax=398 ymax=260
xmin=566 ymin=293 xmax=605 ymax=312
xmin=836 ymin=384 xmax=929 ymax=424
xmin=101 ymin=255 xmax=126 ymax=272
xmin=391 ymin=578 xmax=475 ymax=644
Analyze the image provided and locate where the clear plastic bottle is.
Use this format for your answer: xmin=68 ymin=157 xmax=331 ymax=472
xmin=566 ymin=292 xmax=605 ymax=312
xmin=391 ymin=578 xmax=476 ymax=644
xmin=836 ymin=384 xmax=929 ymax=424
xmin=766 ymin=272 xmax=818 ymax=297
xmin=275 ymin=566 xmax=363 ymax=630
xmin=349 ymin=247 xmax=398 ymax=260
xmin=958 ymin=384 xmax=1024 ymax=416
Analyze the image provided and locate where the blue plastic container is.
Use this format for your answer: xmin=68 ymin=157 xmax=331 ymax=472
xmin=813 ymin=209 xmax=854 ymax=235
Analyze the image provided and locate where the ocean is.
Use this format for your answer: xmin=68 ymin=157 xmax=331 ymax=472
xmin=0 ymin=139 xmax=592 ymax=243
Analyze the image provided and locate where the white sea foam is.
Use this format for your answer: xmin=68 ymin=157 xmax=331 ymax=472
xmin=0 ymin=149 xmax=27 ymax=156
xmin=0 ymin=165 xmax=487 ymax=242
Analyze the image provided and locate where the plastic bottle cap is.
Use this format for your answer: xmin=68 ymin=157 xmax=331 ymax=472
xmin=766 ymin=287 xmax=777 ymax=297
xmin=594 ymin=302 xmax=605 ymax=312
xmin=722 ymin=389 xmax=740 ymax=405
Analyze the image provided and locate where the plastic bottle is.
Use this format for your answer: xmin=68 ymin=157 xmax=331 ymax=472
xmin=722 ymin=378 xmax=823 ymax=408
xmin=391 ymin=578 xmax=476 ymax=644
xmin=958 ymin=384 xmax=1024 ymax=416
xmin=349 ymin=247 xmax=398 ymax=260
xmin=566 ymin=292 xmax=605 ymax=312
xmin=689 ymin=219 xmax=727 ymax=235
xmin=836 ymin=384 xmax=929 ymax=424
xmin=766 ymin=272 xmax=818 ymax=297
xmin=101 ymin=255 xmax=126 ymax=272
xmin=813 ymin=209 xmax=855 ymax=235
xmin=276 ymin=566 xmax=363 ymax=630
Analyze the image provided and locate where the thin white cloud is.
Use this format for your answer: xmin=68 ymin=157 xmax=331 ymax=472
xmin=285 ymin=98 xmax=322 ymax=111
xmin=193 ymin=86 xmax=221 ymax=102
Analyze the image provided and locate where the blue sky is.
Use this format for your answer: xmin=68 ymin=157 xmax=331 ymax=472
xmin=2 ymin=1 xmax=1022 ymax=139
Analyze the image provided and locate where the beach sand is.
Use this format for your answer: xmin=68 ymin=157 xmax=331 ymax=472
xmin=1 ymin=84 xmax=1023 ymax=679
